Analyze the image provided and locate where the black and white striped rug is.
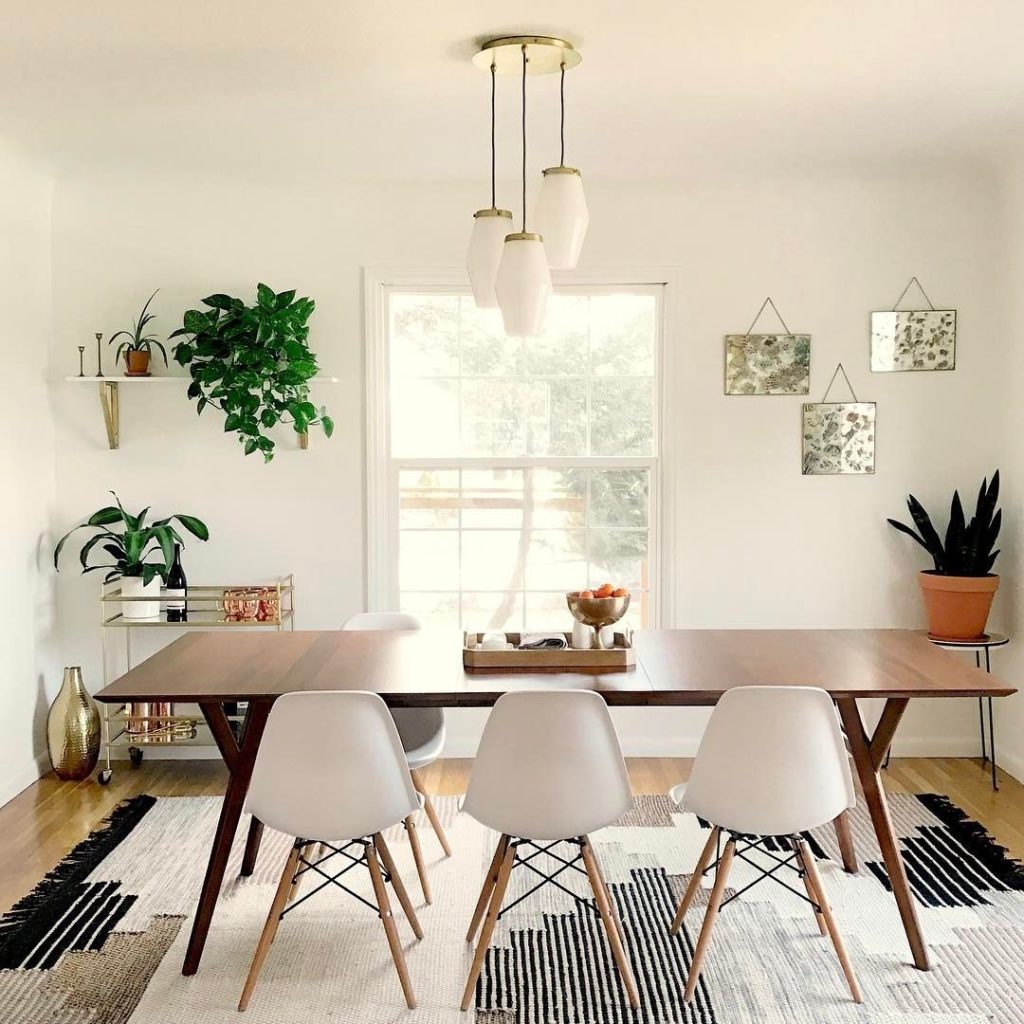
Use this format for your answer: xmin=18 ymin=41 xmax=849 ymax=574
xmin=1 ymin=791 xmax=1022 ymax=1023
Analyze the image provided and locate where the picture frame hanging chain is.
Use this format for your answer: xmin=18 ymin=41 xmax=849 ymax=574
xmin=891 ymin=276 xmax=936 ymax=311
xmin=743 ymin=296 xmax=794 ymax=337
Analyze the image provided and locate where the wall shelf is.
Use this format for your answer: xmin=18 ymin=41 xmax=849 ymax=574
xmin=64 ymin=375 xmax=341 ymax=450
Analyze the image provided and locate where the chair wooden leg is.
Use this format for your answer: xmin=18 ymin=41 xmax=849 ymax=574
xmin=671 ymin=827 xmax=719 ymax=935
xmin=238 ymin=843 xmax=301 ymax=1011
xmin=832 ymin=811 xmax=858 ymax=874
xmin=374 ymin=833 xmax=423 ymax=939
xmin=797 ymin=842 xmax=828 ymax=936
xmin=797 ymin=840 xmax=862 ymax=1004
xmin=413 ymin=771 xmax=452 ymax=857
xmin=683 ymin=837 xmax=735 ymax=1003
xmin=461 ymin=838 xmax=515 ymax=1011
xmin=367 ymin=835 xmax=417 ymax=1010
xmin=586 ymin=842 xmax=627 ymax=947
xmin=405 ymin=816 xmax=432 ymax=905
xmin=467 ymin=835 xmax=510 ymax=943
xmin=286 ymin=841 xmax=310 ymax=905
xmin=582 ymin=837 xmax=640 ymax=1009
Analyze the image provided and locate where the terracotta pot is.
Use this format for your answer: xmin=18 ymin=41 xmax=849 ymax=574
xmin=125 ymin=350 xmax=151 ymax=376
xmin=918 ymin=571 xmax=999 ymax=641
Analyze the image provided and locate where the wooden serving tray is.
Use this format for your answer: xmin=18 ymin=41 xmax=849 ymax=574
xmin=463 ymin=632 xmax=635 ymax=670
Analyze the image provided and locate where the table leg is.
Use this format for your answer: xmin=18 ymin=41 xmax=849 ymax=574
xmin=836 ymin=697 xmax=930 ymax=971
xmin=241 ymin=817 xmax=265 ymax=877
xmin=183 ymin=700 xmax=273 ymax=976
xmin=832 ymin=811 xmax=858 ymax=874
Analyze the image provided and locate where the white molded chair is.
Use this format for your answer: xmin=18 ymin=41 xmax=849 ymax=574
xmin=460 ymin=690 xmax=640 ymax=1011
xmin=341 ymin=612 xmax=450 ymax=904
xmin=238 ymin=691 xmax=422 ymax=1011
xmin=670 ymin=686 xmax=862 ymax=1005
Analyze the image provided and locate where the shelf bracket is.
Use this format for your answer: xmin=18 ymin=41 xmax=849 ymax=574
xmin=298 ymin=431 xmax=309 ymax=450
xmin=99 ymin=381 xmax=119 ymax=449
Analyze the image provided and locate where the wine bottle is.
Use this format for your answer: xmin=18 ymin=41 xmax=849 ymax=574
xmin=165 ymin=543 xmax=188 ymax=623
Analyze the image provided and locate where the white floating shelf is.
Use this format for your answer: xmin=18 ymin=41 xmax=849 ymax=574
xmin=63 ymin=375 xmax=340 ymax=448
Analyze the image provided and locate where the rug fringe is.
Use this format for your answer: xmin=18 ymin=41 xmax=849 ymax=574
xmin=917 ymin=792 xmax=1024 ymax=889
xmin=0 ymin=794 xmax=155 ymax=963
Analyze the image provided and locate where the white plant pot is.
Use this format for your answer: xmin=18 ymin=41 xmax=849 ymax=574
xmin=121 ymin=576 xmax=161 ymax=620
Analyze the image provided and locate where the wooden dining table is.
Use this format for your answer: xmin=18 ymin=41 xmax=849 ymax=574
xmin=94 ymin=626 xmax=1015 ymax=977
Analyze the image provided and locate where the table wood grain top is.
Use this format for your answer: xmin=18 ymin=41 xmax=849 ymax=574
xmin=94 ymin=628 xmax=1016 ymax=706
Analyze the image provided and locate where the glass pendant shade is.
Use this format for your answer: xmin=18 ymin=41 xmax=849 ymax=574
xmin=467 ymin=208 xmax=512 ymax=308
xmin=495 ymin=232 xmax=552 ymax=337
xmin=536 ymin=166 xmax=589 ymax=269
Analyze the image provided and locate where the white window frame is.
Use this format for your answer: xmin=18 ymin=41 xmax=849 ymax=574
xmin=364 ymin=267 xmax=681 ymax=628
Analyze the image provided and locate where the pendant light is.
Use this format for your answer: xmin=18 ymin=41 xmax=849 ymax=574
xmin=536 ymin=61 xmax=588 ymax=269
xmin=466 ymin=60 xmax=512 ymax=308
xmin=494 ymin=44 xmax=551 ymax=338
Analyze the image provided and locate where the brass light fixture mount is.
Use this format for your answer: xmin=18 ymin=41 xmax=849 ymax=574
xmin=472 ymin=35 xmax=581 ymax=76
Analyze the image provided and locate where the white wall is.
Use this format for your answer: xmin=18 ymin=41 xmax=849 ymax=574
xmin=0 ymin=141 xmax=58 ymax=803
xmin=49 ymin=166 xmax=1009 ymax=761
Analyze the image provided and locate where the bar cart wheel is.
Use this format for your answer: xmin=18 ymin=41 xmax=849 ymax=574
xmin=98 ymin=768 xmax=113 ymax=785
xmin=129 ymin=746 xmax=144 ymax=767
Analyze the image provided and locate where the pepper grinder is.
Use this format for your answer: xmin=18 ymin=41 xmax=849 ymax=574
xmin=94 ymin=332 xmax=104 ymax=376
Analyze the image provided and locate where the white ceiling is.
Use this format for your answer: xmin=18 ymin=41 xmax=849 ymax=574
xmin=5 ymin=0 xmax=1024 ymax=181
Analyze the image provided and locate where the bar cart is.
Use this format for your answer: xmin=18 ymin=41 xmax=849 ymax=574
xmin=97 ymin=574 xmax=295 ymax=783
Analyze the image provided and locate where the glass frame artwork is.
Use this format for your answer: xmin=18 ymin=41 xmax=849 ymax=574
xmin=870 ymin=309 xmax=956 ymax=372
xmin=724 ymin=333 xmax=811 ymax=395
xmin=801 ymin=401 xmax=876 ymax=476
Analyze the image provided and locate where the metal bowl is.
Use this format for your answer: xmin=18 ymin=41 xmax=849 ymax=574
xmin=566 ymin=592 xmax=630 ymax=649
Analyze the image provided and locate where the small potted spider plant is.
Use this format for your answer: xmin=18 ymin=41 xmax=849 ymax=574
xmin=109 ymin=290 xmax=168 ymax=376
xmin=887 ymin=471 xmax=1001 ymax=641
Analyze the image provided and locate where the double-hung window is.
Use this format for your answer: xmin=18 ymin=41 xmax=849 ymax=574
xmin=366 ymin=275 xmax=664 ymax=633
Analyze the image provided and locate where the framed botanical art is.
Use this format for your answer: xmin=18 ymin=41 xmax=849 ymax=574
xmin=871 ymin=277 xmax=955 ymax=372
xmin=725 ymin=297 xmax=810 ymax=395
xmin=802 ymin=362 xmax=875 ymax=475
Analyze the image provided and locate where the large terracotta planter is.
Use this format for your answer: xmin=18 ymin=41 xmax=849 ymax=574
xmin=918 ymin=571 xmax=999 ymax=641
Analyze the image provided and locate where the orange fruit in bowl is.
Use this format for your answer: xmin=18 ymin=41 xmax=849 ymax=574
xmin=613 ymin=587 xmax=629 ymax=597
xmin=595 ymin=583 xmax=614 ymax=598
xmin=579 ymin=589 xmax=594 ymax=599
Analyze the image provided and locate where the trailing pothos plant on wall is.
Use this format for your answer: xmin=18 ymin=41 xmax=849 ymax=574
xmin=170 ymin=284 xmax=334 ymax=462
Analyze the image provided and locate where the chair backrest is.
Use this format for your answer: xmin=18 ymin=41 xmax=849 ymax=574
xmin=340 ymin=611 xmax=443 ymax=751
xmin=464 ymin=690 xmax=633 ymax=841
xmin=342 ymin=611 xmax=422 ymax=632
xmin=245 ymin=691 xmax=418 ymax=841
xmin=682 ymin=685 xmax=855 ymax=836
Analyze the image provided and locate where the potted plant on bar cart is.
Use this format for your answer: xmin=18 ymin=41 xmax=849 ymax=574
xmin=887 ymin=471 xmax=1001 ymax=641
xmin=54 ymin=492 xmax=209 ymax=619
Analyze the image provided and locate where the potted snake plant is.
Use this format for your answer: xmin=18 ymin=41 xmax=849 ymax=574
xmin=109 ymin=290 xmax=168 ymax=376
xmin=54 ymin=493 xmax=209 ymax=619
xmin=887 ymin=471 xmax=1001 ymax=641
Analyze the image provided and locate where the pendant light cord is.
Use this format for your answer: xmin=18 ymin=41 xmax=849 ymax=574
xmin=489 ymin=61 xmax=496 ymax=209
xmin=559 ymin=62 xmax=566 ymax=167
xmin=520 ymin=44 xmax=527 ymax=232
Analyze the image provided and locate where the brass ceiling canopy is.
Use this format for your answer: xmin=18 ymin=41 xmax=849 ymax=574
xmin=472 ymin=35 xmax=581 ymax=76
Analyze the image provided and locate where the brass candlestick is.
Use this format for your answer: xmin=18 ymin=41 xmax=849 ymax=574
xmin=77 ymin=346 xmax=85 ymax=377
xmin=95 ymin=332 xmax=104 ymax=376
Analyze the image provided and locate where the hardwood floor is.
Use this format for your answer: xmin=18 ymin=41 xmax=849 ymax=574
xmin=1 ymin=756 xmax=1021 ymax=915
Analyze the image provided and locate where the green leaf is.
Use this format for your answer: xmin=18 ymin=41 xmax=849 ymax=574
xmin=321 ymin=414 xmax=335 ymax=438
xmin=243 ymin=438 xmax=258 ymax=456
xmin=159 ymin=514 xmax=210 ymax=541
xmin=203 ymin=294 xmax=235 ymax=310
xmin=87 ymin=506 xmax=123 ymax=526
xmin=257 ymin=283 xmax=275 ymax=310
xmin=224 ymin=413 xmax=241 ymax=432
xmin=261 ymin=408 xmax=278 ymax=427
xmin=275 ymin=289 xmax=297 ymax=309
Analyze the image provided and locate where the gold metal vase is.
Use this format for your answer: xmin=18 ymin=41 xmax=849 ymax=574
xmin=47 ymin=666 xmax=101 ymax=781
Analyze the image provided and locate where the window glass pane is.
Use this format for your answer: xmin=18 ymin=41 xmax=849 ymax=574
xmin=399 ymin=592 xmax=460 ymax=629
xmin=461 ymin=299 xmax=521 ymax=376
xmin=589 ymin=469 xmax=649 ymax=528
xmin=590 ymin=378 xmax=654 ymax=456
xmin=399 ymin=530 xmax=459 ymax=591
xmin=399 ymin=469 xmax=459 ymax=528
xmin=462 ymin=469 xmax=524 ymax=528
xmin=526 ymin=530 xmax=587 ymax=591
xmin=461 ymin=531 xmax=523 ymax=591
xmin=525 ymin=295 xmax=588 ymax=375
xmin=463 ymin=592 xmax=524 ymax=633
xmin=588 ymin=529 xmax=648 ymax=590
xmin=462 ymin=379 xmax=527 ymax=456
xmin=590 ymin=294 xmax=656 ymax=376
xmin=390 ymin=294 xmax=459 ymax=377
xmin=527 ymin=378 xmax=587 ymax=456
xmin=533 ymin=468 xmax=586 ymax=530
xmin=391 ymin=377 xmax=459 ymax=457
xmin=524 ymin=591 xmax=574 ymax=632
